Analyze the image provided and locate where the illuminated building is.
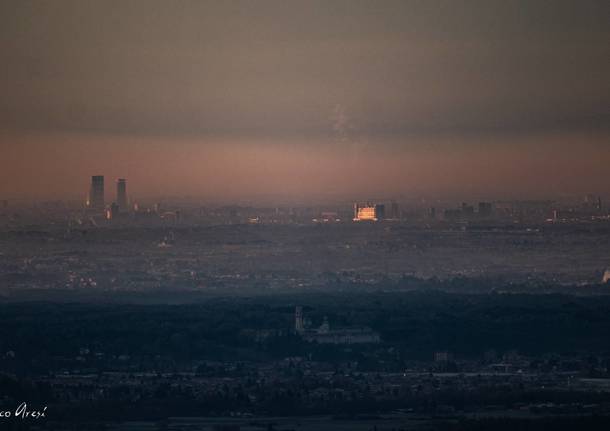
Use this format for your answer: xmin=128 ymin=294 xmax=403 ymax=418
xmin=353 ymin=203 xmax=385 ymax=221
xmin=88 ymin=176 xmax=104 ymax=210
xmin=553 ymin=209 xmax=560 ymax=221
xmin=106 ymin=202 xmax=119 ymax=220
xmin=116 ymin=178 xmax=127 ymax=211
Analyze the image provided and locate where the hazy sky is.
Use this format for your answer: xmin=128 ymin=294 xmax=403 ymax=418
xmin=1 ymin=0 xmax=608 ymax=202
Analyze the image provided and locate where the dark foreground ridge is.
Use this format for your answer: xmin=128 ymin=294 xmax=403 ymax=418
xmin=1 ymin=290 xmax=610 ymax=430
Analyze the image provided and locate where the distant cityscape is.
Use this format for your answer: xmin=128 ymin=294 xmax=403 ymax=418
xmin=2 ymin=177 xmax=610 ymax=430
xmin=0 ymin=174 xmax=609 ymax=294
xmin=2 ymin=0 xmax=608 ymax=428
xmin=2 ymin=174 xmax=606 ymax=227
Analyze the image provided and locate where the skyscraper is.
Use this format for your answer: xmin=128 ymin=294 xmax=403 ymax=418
xmin=295 ymin=306 xmax=304 ymax=333
xmin=116 ymin=178 xmax=127 ymax=211
xmin=88 ymin=176 xmax=104 ymax=210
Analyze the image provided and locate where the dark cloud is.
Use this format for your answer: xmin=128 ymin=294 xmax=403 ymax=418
xmin=0 ymin=0 xmax=608 ymax=138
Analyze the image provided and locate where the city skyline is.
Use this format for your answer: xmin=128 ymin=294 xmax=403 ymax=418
xmin=2 ymin=3 xmax=610 ymax=429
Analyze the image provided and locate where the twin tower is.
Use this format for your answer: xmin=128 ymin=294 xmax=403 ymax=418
xmin=87 ymin=175 xmax=127 ymax=211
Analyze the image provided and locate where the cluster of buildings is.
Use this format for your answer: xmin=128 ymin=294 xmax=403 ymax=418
xmin=3 ymin=332 xmax=610 ymax=424
xmin=353 ymin=203 xmax=386 ymax=221
xmin=86 ymin=175 xmax=128 ymax=220
xmin=294 ymin=306 xmax=380 ymax=344
xmin=354 ymin=196 xmax=606 ymax=224
xmin=78 ymin=172 xmax=607 ymax=227
xmin=352 ymin=200 xmax=498 ymax=223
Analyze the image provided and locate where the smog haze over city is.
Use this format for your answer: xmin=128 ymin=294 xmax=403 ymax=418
xmin=1 ymin=0 xmax=609 ymax=202
xmin=1 ymin=1 xmax=610 ymax=430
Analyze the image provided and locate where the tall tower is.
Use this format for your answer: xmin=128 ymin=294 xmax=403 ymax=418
xmin=88 ymin=176 xmax=105 ymax=210
xmin=116 ymin=178 xmax=127 ymax=211
xmin=295 ymin=306 xmax=304 ymax=333
xmin=603 ymin=269 xmax=610 ymax=284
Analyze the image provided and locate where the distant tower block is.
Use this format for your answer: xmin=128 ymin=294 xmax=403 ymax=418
xmin=117 ymin=178 xmax=128 ymax=211
xmin=88 ymin=175 xmax=105 ymax=210
xmin=295 ymin=306 xmax=304 ymax=333
xmin=603 ymin=269 xmax=610 ymax=284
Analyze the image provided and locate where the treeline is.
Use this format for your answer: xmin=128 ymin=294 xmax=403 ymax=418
xmin=0 ymin=290 xmax=609 ymax=365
